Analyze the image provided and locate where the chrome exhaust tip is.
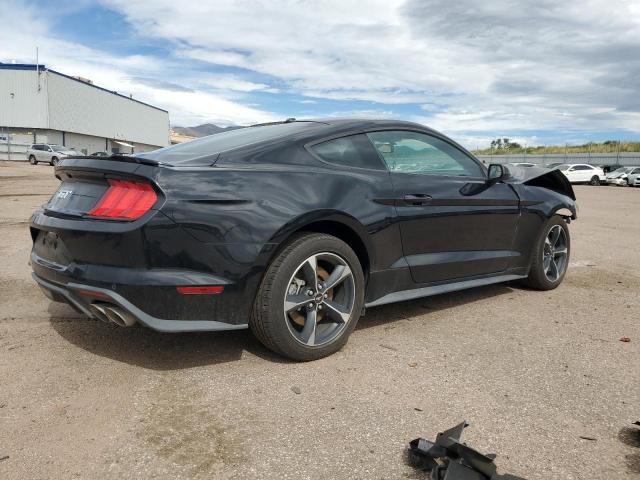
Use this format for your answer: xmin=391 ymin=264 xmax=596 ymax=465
xmin=103 ymin=305 xmax=137 ymax=327
xmin=88 ymin=303 xmax=111 ymax=324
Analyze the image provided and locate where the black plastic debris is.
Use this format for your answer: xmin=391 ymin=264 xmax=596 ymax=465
xmin=408 ymin=421 xmax=526 ymax=480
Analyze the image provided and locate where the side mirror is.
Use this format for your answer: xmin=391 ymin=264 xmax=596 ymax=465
xmin=487 ymin=163 xmax=507 ymax=183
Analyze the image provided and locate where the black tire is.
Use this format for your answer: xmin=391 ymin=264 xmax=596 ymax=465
xmin=29 ymin=155 xmax=37 ymax=165
xmin=589 ymin=175 xmax=600 ymax=186
xmin=50 ymin=157 xmax=59 ymax=166
xmin=523 ymin=215 xmax=570 ymax=290
xmin=250 ymin=232 xmax=365 ymax=361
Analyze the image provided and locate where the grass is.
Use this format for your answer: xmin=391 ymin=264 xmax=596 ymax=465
xmin=472 ymin=141 xmax=640 ymax=155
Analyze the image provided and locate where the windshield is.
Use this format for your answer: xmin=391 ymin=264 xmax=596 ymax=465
xmin=138 ymin=122 xmax=320 ymax=164
xmin=610 ymin=167 xmax=631 ymax=174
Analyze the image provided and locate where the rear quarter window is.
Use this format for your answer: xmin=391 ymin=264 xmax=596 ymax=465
xmin=309 ymin=134 xmax=385 ymax=170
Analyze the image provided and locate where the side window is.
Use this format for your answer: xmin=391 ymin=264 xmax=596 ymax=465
xmin=633 ymin=169 xmax=640 ymax=174
xmin=366 ymin=130 xmax=484 ymax=177
xmin=310 ymin=134 xmax=385 ymax=170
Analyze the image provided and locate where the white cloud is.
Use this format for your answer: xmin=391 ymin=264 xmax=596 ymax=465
xmin=0 ymin=0 xmax=279 ymax=126
xmin=100 ymin=0 xmax=640 ymax=139
xmin=2 ymin=0 xmax=640 ymax=140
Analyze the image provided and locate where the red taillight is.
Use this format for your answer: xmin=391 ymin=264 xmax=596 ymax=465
xmin=176 ymin=286 xmax=225 ymax=295
xmin=87 ymin=179 xmax=157 ymax=220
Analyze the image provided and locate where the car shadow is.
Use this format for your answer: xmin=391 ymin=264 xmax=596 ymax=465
xmin=47 ymin=303 xmax=288 ymax=371
xmin=48 ymin=282 xmax=516 ymax=370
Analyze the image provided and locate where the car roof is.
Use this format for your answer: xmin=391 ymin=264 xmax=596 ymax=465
xmin=301 ymin=117 xmax=439 ymax=134
xmin=139 ymin=118 xmax=469 ymax=166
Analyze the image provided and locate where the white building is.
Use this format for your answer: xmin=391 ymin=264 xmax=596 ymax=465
xmin=0 ymin=63 xmax=169 ymax=160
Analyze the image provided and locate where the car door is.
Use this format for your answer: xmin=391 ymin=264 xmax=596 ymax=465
xmin=366 ymin=130 xmax=520 ymax=284
xmin=577 ymin=165 xmax=594 ymax=182
xmin=564 ymin=166 xmax=579 ymax=182
xmin=32 ymin=144 xmax=43 ymax=162
xmin=581 ymin=165 xmax=593 ymax=181
xmin=44 ymin=145 xmax=54 ymax=162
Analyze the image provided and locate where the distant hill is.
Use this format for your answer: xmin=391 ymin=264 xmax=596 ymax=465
xmin=172 ymin=123 xmax=245 ymax=137
xmin=472 ymin=140 xmax=640 ymax=155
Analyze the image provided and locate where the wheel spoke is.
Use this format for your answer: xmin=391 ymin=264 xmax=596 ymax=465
xmin=549 ymin=226 xmax=561 ymax=247
xmin=299 ymin=309 xmax=317 ymax=345
xmin=301 ymin=255 xmax=318 ymax=291
xmin=323 ymin=264 xmax=352 ymax=291
xmin=543 ymin=255 xmax=552 ymax=270
xmin=554 ymin=247 xmax=568 ymax=257
xmin=284 ymin=294 xmax=311 ymax=313
xmin=322 ymin=299 xmax=350 ymax=324
xmin=548 ymin=258 xmax=559 ymax=281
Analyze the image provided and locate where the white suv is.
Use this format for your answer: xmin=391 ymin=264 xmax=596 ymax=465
xmin=557 ymin=163 xmax=606 ymax=185
xmin=27 ymin=144 xmax=80 ymax=166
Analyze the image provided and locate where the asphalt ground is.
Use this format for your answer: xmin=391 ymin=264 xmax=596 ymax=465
xmin=1 ymin=161 xmax=638 ymax=479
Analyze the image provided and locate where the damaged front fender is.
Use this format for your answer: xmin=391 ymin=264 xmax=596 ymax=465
xmin=502 ymin=165 xmax=576 ymax=201
xmin=500 ymin=165 xmax=578 ymax=220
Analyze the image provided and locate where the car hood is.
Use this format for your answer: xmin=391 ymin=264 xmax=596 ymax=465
xmin=503 ymin=164 xmax=576 ymax=200
xmin=606 ymin=172 xmax=625 ymax=178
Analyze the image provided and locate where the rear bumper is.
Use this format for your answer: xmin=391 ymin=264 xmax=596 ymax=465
xmin=31 ymin=263 xmax=249 ymax=332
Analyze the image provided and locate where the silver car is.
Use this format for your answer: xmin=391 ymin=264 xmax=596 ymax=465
xmin=605 ymin=166 xmax=640 ymax=186
xmin=27 ymin=143 xmax=80 ymax=166
xmin=627 ymin=167 xmax=640 ymax=187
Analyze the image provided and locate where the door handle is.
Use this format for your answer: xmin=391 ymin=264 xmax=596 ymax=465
xmin=402 ymin=194 xmax=432 ymax=206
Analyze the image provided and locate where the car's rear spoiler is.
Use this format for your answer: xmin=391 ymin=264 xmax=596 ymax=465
xmin=65 ymin=155 xmax=160 ymax=167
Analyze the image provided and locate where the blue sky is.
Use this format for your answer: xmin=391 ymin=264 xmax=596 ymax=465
xmin=2 ymin=0 xmax=639 ymax=148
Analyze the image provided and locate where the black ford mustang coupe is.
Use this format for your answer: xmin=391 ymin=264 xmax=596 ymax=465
xmin=30 ymin=119 xmax=577 ymax=360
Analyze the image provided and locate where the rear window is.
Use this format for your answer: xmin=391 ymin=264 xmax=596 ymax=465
xmin=138 ymin=122 xmax=318 ymax=164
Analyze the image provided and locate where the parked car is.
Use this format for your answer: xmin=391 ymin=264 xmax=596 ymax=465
xmin=507 ymin=162 xmax=537 ymax=168
xmin=27 ymin=144 xmax=80 ymax=166
xmin=605 ymin=166 xmax=640 ymax=186
xmin=598 ymin=164 xmax=623 ymax=174
xmin=627 ymin=167 xmax=640 ymax=187
xmin=90 ymin=151 xmax=110 ymax=157
xmin=29 ymin=119 xmax=577 ymax=360
xmin=556 ymin=163 xmax=606 ymax=185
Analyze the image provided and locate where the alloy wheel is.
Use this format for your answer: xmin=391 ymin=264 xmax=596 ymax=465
xmin=283 ymin=252 xmax=355 ymax=347
xmin=543 ymin=225 xmax=568 ymax=282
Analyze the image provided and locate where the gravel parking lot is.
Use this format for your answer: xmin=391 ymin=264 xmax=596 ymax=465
xmin=1 ymin=161 xmax=638 ymax=479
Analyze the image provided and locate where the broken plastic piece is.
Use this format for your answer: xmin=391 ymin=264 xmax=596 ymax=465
xmin=408 ymin=421 xmax=527 ymax=480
